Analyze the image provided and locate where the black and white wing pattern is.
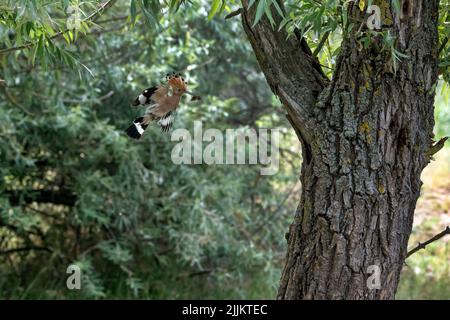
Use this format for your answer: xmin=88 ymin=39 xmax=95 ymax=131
xmin=132 ymin=86 xmax=158 ymax=107
xmin=157 ymin=111 xmax=176 ymax=133
xmin=124 ymin=116 xmax=150 ymax=139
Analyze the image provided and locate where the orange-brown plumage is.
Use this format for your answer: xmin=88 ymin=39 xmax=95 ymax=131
xmin=125 ymin=72 xmax=192 ymax=139
xmin=167 ymin=76 xmax=187 ymax=92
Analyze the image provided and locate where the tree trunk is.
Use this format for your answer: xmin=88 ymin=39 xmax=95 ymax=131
xmin=241 ymin=0 xmax=440 ymax=299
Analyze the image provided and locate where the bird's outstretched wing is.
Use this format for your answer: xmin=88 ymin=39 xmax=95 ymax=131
xmin=157 ymin=111 xmax=175 ymax=133
xmin=125 ymin=116 xmax=150 ymax=139
xmin=132 ymin=86 xmax=168 ymax=107
xmin=132 ymin=86 xmax=157 ymax=106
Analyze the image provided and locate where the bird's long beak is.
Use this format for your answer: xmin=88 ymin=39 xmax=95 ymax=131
xmin=185 ymin=90 xmax=202 ymax=101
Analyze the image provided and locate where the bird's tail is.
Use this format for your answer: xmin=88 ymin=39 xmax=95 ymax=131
xmin=125 ymin=117 xmax=150 ymax=139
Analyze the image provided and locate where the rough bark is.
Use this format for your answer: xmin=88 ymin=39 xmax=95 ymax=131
xmin=241 ymin=0 xmax=440 ymax=299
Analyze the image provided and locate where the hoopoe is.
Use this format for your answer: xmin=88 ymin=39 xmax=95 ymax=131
xmin=125 ymin=72 xmax=196 ymax=139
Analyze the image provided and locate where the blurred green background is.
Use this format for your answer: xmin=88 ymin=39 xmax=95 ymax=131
xmin=0 ymin=0 xmax=449 ymax=299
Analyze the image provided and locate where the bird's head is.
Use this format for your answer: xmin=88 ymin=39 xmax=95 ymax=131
xmin=166 ymin=72 xmax=190 ymax=96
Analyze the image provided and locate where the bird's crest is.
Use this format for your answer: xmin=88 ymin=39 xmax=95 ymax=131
xmin=166 ymin=72 xmax=187 ymax=91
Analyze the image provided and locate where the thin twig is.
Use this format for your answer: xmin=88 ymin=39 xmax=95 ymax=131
xmin=85 ymin=25 xmax=125 ymax=36
xmin=2 ymin=88 xmax=34 ymax=115
xmin=179 ymin=57 xmax=215 ymax=74
xmin=225 ymin=8 xmax=242 ymax=20
xmin=313 ymin=31 xmax=330 ymax=57
xmin=427 ymin=137 xmax=449 ymax=159
xmin=250 ymin=181 xmax=300 ymax=238
xmin=439 ymin=12 xmax=450 ymax=54
xmin=439 ymin=37 xmax=449 ymax=55
xmin=406 ymin=226 xmax=450 ymax=258
xmin=62 ymin=90 xmax=114 ymax=105
xmin=94 ymin=15 xmax=128 ymax=24
xmin=0 ymin=246 xmax=52 ymax=255
xmin=0 ymin=0 xmax=118 ymax=55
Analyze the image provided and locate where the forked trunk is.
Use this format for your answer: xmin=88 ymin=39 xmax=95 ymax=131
xmin=241 ymin=0 xmax=440 ymax=299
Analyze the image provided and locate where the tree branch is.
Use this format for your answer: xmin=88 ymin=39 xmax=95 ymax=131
xmin=0 ymin=0 xmax=118 ymax=55
xmin=5 ymin=189 xmax=77 ymax=207
xmin=0 ymin=246 xmax=52 ymax=255
xmin=225 ymin=8 xmax=242 ymax=19
xmin=439 ymin=37 xmax=448 ymax=54
xmin=62 ymin=90 xmax=115 ymax=105
xmin=313 ymin=31 xmax=330 ymax=57
xmin=427 ymin=137 xmax=448 ymax=159
xmin=406 ymin=226 xmax=450 ymax=258
xmin=239 ymin=0 xmax=328 ymax=141
xmin=94 ymin=15 xmax=128 ymax=24
xmin=1 ymin=86 xmax=34 ymax=115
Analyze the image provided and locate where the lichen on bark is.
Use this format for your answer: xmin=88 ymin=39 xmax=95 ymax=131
xmin=240 ymin=0 xmax=441 ymax=299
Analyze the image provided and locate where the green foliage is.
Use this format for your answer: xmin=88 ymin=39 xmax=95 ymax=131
xmin=206 ymin=0 xmax=450 ymax=84
xmin=434 ymin=82 xmax=450 ymax=139
xmin=0 ymin=0 xmax=449 ymax=299
xmin=439 ymin=0 xmax=450 ymax=83
xmin=0 ymin=0 xmax=298 ymax=298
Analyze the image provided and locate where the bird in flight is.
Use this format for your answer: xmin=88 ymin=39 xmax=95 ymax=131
xmin=125 ymin=72 xmax=199 ymax=139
